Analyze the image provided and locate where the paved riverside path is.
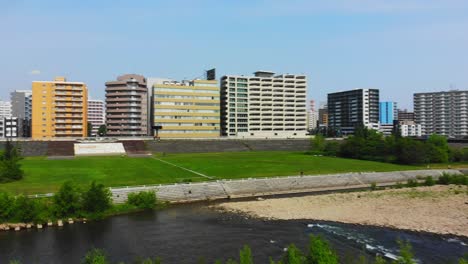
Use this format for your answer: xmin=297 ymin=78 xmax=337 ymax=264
xmin=110 ymin=169 xmax=461 ymax=204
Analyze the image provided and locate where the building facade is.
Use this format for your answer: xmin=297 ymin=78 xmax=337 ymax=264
xmin=3 ymin=117 xmax=20 ymax=138
xmin=32 ymin=77 xmax=88 ymax=139
xmin=379 ymin=101 xmax=397 ymax=124
xmin=398 ymin=110 xmax=414 ymax=122
xmin=414 ymin=90 xmax=468 ymax=138
xmin=87 ymin=99 xmax=106 ymax=136
xmin=152 ymin=78 xmax=220 ymax=138
xmin=105 ymin=74 xmax=148 ymax=137
xmin=10 ymin=90 xmax=32 ymax=137
xmin=0 ymin=100 xmax=12 ymax=118
xmin=399 ymin=121 xmax=422 ymax=137
xmin=220 ymin=71 xmax=307 ymax=138
xmin=308 ymin=99 xmax=318 ymax=131
xmin=318 ymin=106 xmax=328 ymax=126
xmin=327 ymin=89 xmax=380 ymax=134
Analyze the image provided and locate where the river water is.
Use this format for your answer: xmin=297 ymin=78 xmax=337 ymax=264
xmin=0 ymin=203 xmax=466 ymax=264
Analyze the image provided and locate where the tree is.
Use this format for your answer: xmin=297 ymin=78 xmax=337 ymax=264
xmin=283 ymin=244 xmax=304 ymax=264
xmin=87 ymin=122 xmax=93 ymax=137
xmin=53 ymin=181 xmax=82 ymax=217
xmin=425 ymin=134 xmax=449 ymax=163
xmin=311 ymin=135 xmax=326 ymax=153
xmin=98 ymin=125 xmax=107 ymax=137
xmin=82 ymin=181 xmax=112 ymax=214
xmin=239 ymin=245 xmax=253 ymax=264
xmin=395 ymin=240 xmax=415 ymax=264
xmin=0 ymin=192 xmax=14 ymax=222
xmin=306 ymin=235 xmax=338 ymax=264
xmin=0 ymin=139 xmax=23 ymax=182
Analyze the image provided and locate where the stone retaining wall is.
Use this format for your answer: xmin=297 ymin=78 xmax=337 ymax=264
xmin=110 ymin=169 xmax=460 ymax=204
xmin=145 ymin=139 xmax=311 ymax=153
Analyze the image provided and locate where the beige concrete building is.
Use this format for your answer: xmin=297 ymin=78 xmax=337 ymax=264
xmin=151 ymin=78 xmax=220 ymax=138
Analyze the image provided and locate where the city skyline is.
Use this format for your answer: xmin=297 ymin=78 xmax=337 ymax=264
xmin=1 ymin=0 xmax=468 ymax=109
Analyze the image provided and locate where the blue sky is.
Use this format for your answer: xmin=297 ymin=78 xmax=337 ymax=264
xmin=1 ymin=0 xmax=468 ymax=109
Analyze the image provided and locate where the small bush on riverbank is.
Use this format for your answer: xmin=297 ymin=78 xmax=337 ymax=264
xmin=127 ymin=191 xmax=157 ymax=209
xmin=82 ymin=181 xmax=112 ymax=217
xmin=437 ymin=173 xmax=468 ymax=185
xmin=53 ymin=181 xmax=82 ymax=218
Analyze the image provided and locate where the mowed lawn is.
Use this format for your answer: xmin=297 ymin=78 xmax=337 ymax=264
xmin=0 ymin=151 xmax=422 ymax=194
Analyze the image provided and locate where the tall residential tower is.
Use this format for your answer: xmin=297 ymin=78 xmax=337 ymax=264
xmin=327 ymin=89 xmax=379 ymax=134
xmin=414 ymin=90 xmax=468 ymax=138
xmin=31 ymin=77 xmax=88 ymax=139
xmin=220 ymin=71 xmax=307 ymax=138
xmin=105 ymin=74 xmax=148 ymax=137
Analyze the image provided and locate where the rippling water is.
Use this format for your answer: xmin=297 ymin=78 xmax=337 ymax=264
xmin=0 ymin=203 xmax=466 ymax=263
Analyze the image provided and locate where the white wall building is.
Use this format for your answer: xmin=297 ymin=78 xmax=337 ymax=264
xmin=220 ymin=71 xmax=307 ymax=138
xmin=399 ymin=121 xmax=422 ymax=137
xmin=0 ymin=100 xmax=12 ymax=118
xmin=87 ymin=99 xmax=106 ymax=136
xmin=414 ymin=90 xmax=468 ymax=138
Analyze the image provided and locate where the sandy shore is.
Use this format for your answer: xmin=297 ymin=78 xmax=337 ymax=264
xmin=217 ymin=185 xmax=468 ymax=237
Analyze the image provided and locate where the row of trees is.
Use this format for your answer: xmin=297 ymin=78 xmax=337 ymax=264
xmin=77 ymin=235 xmax=468 ymax=264
xmin=312 ymin=127 xmax=468 ymax=165
xmin=0 ymin=182 xmax=157 ymax=224
xmin=0 ymin=140 xmax=23 ymax=183
xmin=0 ymin=181 xmax=112 ymax=223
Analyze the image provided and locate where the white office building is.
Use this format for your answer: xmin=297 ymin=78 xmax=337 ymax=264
xmin=220 ymin=71 xmax=307 ymax=138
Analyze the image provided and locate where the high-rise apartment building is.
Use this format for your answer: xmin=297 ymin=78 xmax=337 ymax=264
xmin=11 ymin=90 xmax=32 ymax=120
xmin=414 ymin=90 xmax=468 ymax=138
xmin=398 ymin=121 xmax=422 ymax=137
xmin=220 ymin=71 xmax=307 ymax=138
xmin=327 ymin=89 xmax=379 ymax=134
xmin=398 ymin=110 xmax=415 ymax=122
xmin=105 ymin=74 xmax=148 ymax=137
xmin=151 ymin=78 xmax=220 ymax=138
xmin=87 ymin=99 xmax=106 ymax=136
xmin=0 ymin=100 xmax=12 ymax=118
xmin=318 ymin=106 xmax=328 ymax=126
xmin=308 ymin=99 xmax=318 ymax=130
xmin=10 ymin=90 xmax=32 ymax=137
xmin=379 ymin=102 xmax=397 ymax=124
xmin=31 ymin=77 xmax=88 ymax=139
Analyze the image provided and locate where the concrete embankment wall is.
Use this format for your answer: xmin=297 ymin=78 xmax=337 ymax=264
xmin=0 ymin=139 xmax=312 ymax=156
xmin=145 ymin=139 xmax=311 ymax=153
xmin=110 ymin=169 xmax=460 ymax=204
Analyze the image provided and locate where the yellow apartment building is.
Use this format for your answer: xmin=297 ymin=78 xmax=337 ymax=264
xmin=152 ymin=79 xmax=220 ymax=138
xmin=32 ymin=77 xmax=88 ymax=139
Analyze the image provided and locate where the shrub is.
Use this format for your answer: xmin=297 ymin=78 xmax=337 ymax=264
xmin=306 ymin=235 xmax=338 ymax=264
xmin=81 ymin=248 xmax=109 ymax=264
xmin=127 ymin=191 xmax=157 ymax=209
xmin=406 ymin=179 xmax=419 ymax=188
xmin=370 ymin=182 xmax=377 ymax=191
xmin=0 ymin=192 xmax=14 ymax=222
xmin=12 ymin=195 xmax=37 ymax=223
xmin=311 ymin=134 xmax=326 ymax=153
xmin=53 ymin=181 xmax=82 ymax=218
xmin=437 ymin=173 xmax=451 ymax=185
xmin=395 ymin=240 xmax=416 ymax=264
xmin=423 ymin=176 xmax=435 ymax=186
xmin=323 ymin=142 xmax=340 ymax=156
xmin=82 ymin=182 xmax=112 ymax=215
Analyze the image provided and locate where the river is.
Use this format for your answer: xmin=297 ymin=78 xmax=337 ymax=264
xmin=0 ymin=203 xmax=466 ymax=263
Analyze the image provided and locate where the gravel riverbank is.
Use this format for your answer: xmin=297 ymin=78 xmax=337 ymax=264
xmin=217 ymin=185 xmax=468 ymax=237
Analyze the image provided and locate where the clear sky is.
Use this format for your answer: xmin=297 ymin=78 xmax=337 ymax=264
xmin=1 ymin=0 xmax=467 ymax=110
